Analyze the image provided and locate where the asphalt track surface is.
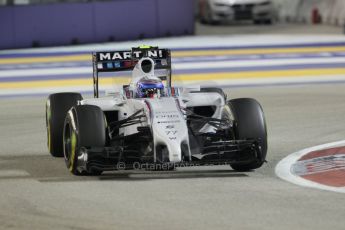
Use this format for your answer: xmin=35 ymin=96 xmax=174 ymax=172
xmin=1 ymin=84 xmax=345 ymax=230
xmin=1 ymin=24 xmax=345 ymax=229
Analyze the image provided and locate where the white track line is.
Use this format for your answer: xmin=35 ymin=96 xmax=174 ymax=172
xmin=2 ymin=57 xmax=345 ymax=78
xmin=3 ymin=75 xmax=345 ymax=97
xmin=0 ymin=170 xmax=30 ymax=178
xmin=2 ymin=35 xmax=345 ymax=54
xmin=174 ymin=57 xmax=345 ymax=69
xmin=0 ymin=67 xmax=92 ymax=78
xmin=275 ymin=140 xmax=345 ymax=193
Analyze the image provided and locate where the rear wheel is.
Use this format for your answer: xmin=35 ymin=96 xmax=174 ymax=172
xmin=63 ymin=105 xmax=106 ymax=175
xmin=228 ymin=98 xmax=267 ymax=171
xmin=46 ymin=93 xmax=82 ymax=157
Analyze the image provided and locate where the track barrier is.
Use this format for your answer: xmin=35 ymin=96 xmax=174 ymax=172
xmin=0 ymin=0 xmax=195 ymax=50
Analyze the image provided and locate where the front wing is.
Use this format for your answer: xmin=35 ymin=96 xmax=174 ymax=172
xmin=76 ymin=139 xmax=262 ymax=172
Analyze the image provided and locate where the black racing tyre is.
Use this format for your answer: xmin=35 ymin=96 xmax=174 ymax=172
xmin=63 ymin=105 xmax=106 ymax=175
xmin=46 ymin=93 xmax=82 ymax=157
xmin=199 ymin=87 xmax=227 ymax=100
xmin=228 ymin=98 xmax=267 ymax=171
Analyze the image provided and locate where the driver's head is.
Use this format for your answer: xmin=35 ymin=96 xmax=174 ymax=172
xmin=137 ymin=78 xmax=164 ymax=98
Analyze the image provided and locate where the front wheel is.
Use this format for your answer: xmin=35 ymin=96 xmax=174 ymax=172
xmin=46 ymin=93 xmax=82 ymax=157
xmin=63 ymin=105 xmax=106 ymax=175
xmin=228 ymin=98 xmax=268 ymax=171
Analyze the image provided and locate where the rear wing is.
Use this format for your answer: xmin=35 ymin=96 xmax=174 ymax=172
xmin=92 ymin=47 xmax=172 ymax=98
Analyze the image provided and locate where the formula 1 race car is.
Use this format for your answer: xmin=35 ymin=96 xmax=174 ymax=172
xmin=46 ymin=46 xmax=267 ymax=175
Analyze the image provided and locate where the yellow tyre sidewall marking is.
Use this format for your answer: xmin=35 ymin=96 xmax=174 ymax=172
xmin=69 ymin=129 xmax=77 ymax=172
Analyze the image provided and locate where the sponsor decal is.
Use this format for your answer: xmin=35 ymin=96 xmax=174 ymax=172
xmin=291 ymin=147 xmax=345 ymax=187
xmin=97 ymin=63 xmax=103 ymax=69
xmin=98 ymin=50 xmax=164 ymax=61
xmin=114 ymin=61 xmax=121 ymax=68
xmin=165 ymin=131 xmax=178 ymax=135
xmin=157 ymin=120 xmax=181 ymax=124
xmin=106 ymin=63 xmax=113 ymax=69
xmin=291 ymin=154 xmax=345 ymax=176
xmin=156 ymin=114 xmax=179 ymax=119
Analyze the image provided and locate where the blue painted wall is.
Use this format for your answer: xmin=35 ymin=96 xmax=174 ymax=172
xmin=0 ymin=0 xmax=195 ymax=49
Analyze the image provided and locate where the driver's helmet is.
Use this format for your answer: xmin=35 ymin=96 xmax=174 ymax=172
xmin=136 ymin=78 xmax=164 ymax=98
